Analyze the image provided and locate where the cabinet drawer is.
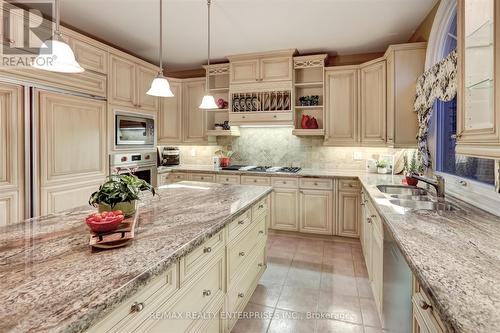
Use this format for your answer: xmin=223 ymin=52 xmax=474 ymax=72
xmin=241 ymin=175 xmax=271 ymax=186
xmin=412 ymin=292 xmax=446 ymax=333
xmin=227 ymin=217 xmax=266 ymax=285
xmin=227 ymin=246 xmax=266 ymax=330
xmin=228 ymin=209 xmax=252 ymax=241
xmin=216 ymin=174 xmax=241 ymax=184
xmin=168 ymin=173 xmax=189 ymax=183
xmin=140 ymin=253 xmax=224 ymax=333
xmin=338 ymin=179 xmax=361 ymax=191
xmin=271 ymin=177 xmax=299 ymax=188
xmin=252 ymin=195 xmax=270 ymax=221
xmin=87 ymin=264 xmax=178 ymax=333
xmin=190 ymin=173 xmax=215 ymax=182
xmin=366 ymin=200 xmax=383 ymax=237
xmin=299 ymin=178 xmax=333 ymax=190
xmin=158 ymin=173 xmax=169 ymax=186
xmin=229 ymin=112 xmax=293 ymax=124
xmin=179 ymin=230 xmax=225 ymax=286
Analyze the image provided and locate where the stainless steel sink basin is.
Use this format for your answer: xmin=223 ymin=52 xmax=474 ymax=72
xmin=390 ymin=194 xmax=432 ymax=201
xmin=389 ymin=199 xmax=458 ymax=211
xmin=376 ymin=185 xmax=428 ymax=196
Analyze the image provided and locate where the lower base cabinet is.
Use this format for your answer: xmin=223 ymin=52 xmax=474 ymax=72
xmin=86 ymin=195 xmax=269 ymax=333
xmin=336 ymin=190 xmax=361 ymax=237
xmin=299 ymin=189 xmax=333 ymax=235
xmin=412 ymin=278 xmax=447 ymax=333
xmin=271 ymin=188 xmax=299 ymax=231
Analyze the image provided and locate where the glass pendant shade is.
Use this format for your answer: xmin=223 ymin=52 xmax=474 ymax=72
xmin=199 ymin=94 xmax=218 ymax=109
xmin=32 ymin=39 xmax=84 ymax=73
xmin=147 ymin=73 xmax=174 ymax=97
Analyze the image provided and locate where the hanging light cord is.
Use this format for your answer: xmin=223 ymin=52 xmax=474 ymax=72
xmin=159 ymin=0 xmax=163 ymax=75
xmin=206 ymin=0 xmax=212 ymax=92
xmin=54 ymin=0 xmax=61 ymax=39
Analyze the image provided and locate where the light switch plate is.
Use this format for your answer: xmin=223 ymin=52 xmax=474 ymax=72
xmin=353 ymin=151 xmax=364 ymax=160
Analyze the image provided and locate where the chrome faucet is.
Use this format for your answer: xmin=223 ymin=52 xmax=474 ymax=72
xmin=410 ymin=173 xmax=446 ymax=199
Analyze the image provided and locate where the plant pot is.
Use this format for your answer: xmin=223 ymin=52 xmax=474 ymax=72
xmin=405 ymin=176 xmax=419 ymax=186
xmin=377 ymin=167 xmax=388 ymax=174
xmin=219 ymin=157 xmax=230 ymax=167
xmin=98 ymin=200 xmax=136 ymax=217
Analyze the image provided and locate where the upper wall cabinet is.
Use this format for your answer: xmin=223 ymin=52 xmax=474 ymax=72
xmin=228 ymin=49 xmax=295 ymax=84
xmin=183 ymin=78 xmax=210 ymax=144
xmin=109 ymin=52 xmax=159 ymax=112
xmin=360 ymin=59 xmax=387 ymax=146
xmin=457 ymin=0 xmax=500 ymax=158
xmin=385 ymin=43 xmax=426 ymax=148
xmin=324 ymin=66 xmax=359 ymax=145
xmin=158 ymin=80 xmax=183 ymax=144
xmin=62 ymin=28 xmax=108 ymax=74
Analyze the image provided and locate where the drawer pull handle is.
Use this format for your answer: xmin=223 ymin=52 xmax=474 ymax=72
xmin=348 ymin=184 xmax=353 ymax=187
xmin=239 ymin=251 xmax=245 ymax=257
xmin=360 ymin=203 xmax=365 ymax=206
xmin=282 ymin=181 xmax=286 ymax=184
xmin=419 ymin=300 xmax=432 ymax=310
xmin=314 ymin=182 xmax=318 ymax=185
xmin=367 ymin=218 xmax=372 ymax=224
xmin=203 ymin=289 xmax=212 ymax=297
xmin=130 ymin=302 xmax=145 ymax=313
xmin=203 ymin=247 xmax=212 ymax=253
xmin=258 ymin=230 xmax=264 ymax=234
xmin=254 ymin=179 xmax=257 ymax=183
xmin=258 ymin=263 xmax=263 ymax=267
xmin=259 ymin=204 xmax=264 ymax=208
xmin=238 ymin=220 xmax=245 ymax=225
xmin=226 ymin=178 xmax=229 ymax=181
xmin=371 ymin=214 xmax=376 ymax=218
xmin=238 ymin=292 xmax=245 ymax=298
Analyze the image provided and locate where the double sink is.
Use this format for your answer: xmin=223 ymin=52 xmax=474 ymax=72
xmin=376 ymin=185 xmax=458 ymax=211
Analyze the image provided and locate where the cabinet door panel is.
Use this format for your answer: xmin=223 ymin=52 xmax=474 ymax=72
xmin=137 ymin=66 xmax=159 ymax=111
xmin=271 ymin=188 xmax=299 ymax=231
xmin=371 ymin=228 xmax=383 ymax=314
xmin=260 ymin=57 xmax=292 ymax=81
xmin=69 ymin=37 xmax=108 ymax=74
xmin=230 ymin=60 xmax=259 ymax=83
xmin=299 ymin=189 xmax=333 ymax=235
xmin=38 ymin=91 xmax=107 ymax=185
xmin=325 ymin=68 xmax=358 ymax=145
xmin=0 ymin=84 xmax=23 ymax=225
xmin=40 ymin=180 xmax=101 ymax=215
xmin=109 ymin=54 xmax=136 ymax=107
xmin=360 ymin=60 xmax=387 ymax=145
xmin=183 ymin=80 xmax=207 ymax=143
xmin=158 ymin=81 xmax=182 ymax=143
xmin=337 ymin=191 xmax=360 ymax=238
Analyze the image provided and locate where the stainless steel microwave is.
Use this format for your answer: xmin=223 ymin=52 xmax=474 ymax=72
xmin=115 ymin=113 xmax=155 ymax=148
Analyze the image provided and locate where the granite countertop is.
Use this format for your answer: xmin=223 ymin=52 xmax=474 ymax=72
xmin=358 ymin=174 xmax=500 ymax=333
xmin=0 ymin=182 xmax=272 ymax=333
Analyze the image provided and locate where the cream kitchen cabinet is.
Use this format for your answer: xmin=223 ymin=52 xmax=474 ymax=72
xmin=456 ymin=0 xmax=500 ymax=159
xmin=183 ymin=78 xmax=209 ymax=143
xmin=216 ymin=174 xmax=241 ymax=185
xmin=360 ymin=59 xmax=387 ymax=146
xmin=158 ymin=80 xmax=183 ymax=144
xmin=0 ymin=83 xmax=24 ymax=226
xmin=63 ymin=27 xmax=108 ymax=74
xmin=324 ymin=66 xmax=359 ymax=145
xmin=271 ymin=188 xmax=300 ymax=231
xmin=228 ymin=50 xmax=295 ymax=84
xmin=299 ymin=189 xmax=333 ymax=235
xmin=336 ymin=188 xmax=361 ymax=238
xmin=412 ymin=277 xmax=447 ymax=333
xmin=37 ymin=90 xmax=107 ymax=215
xmin=109 ymin=52 xmax=159 ymax=112
xmin=385 ymin=43 xmax=426 ymax=147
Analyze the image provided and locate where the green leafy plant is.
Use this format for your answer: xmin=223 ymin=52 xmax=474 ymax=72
xmin=404 ymin=150 xmax=424 ymax=175
xmin=215 ymin=148 xmax=234 ymax=158
xmin=376 ymin=160 xmax=388 ymax=168
xmin=89 ymin=173 xmax=155 ymax=208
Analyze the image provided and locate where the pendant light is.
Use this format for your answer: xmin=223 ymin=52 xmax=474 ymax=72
xmin=147 ymin=0 xmax=174 ymax=97
xmin=199 ymin=0 xmax=218 ymax=109
xmin=32 ymin=0 xmax=84 ymax=73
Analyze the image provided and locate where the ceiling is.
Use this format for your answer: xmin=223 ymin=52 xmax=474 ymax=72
xmin=57 ymin=0 xmax=438 ymax=71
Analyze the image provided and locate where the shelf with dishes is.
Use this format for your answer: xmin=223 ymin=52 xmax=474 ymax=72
xmin=230 ymin=90 xmax=292 ymax=113
xmin=292 ymin=54 xmax=327 ymax=136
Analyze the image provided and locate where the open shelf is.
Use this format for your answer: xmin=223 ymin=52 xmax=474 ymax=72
xmin=292 ymin=129 xmax=325 ymax=136
xmin=294 ymin=81 xmax=324 ymax=88
xmin=209 ymin=87 xmax=230 ymax=92
xmin=295 ymin=105 xmax=324 ymax=109
xmin=206 ymin=108 xmax=230 ymax=113
xmin=207 ymin=128 xmax=240 ymax=137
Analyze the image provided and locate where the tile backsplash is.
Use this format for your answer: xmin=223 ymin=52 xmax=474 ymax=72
xmin=160 ymin=128 xmax=412 ymax=171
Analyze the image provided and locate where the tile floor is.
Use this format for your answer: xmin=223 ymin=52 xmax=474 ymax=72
xmin=232 ymin=232 xmax=384 ymax=333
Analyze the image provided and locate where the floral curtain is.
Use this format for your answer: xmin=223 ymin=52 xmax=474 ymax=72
xmin=414 ymin=49 xmax=458 ymax=168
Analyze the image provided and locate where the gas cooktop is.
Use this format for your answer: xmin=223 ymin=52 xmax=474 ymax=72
xmin=221 ymin=165 xmax=301 ymax=173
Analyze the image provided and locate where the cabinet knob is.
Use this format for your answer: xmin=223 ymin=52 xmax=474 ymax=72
xmin=238 ymin=292 xmax=245 ymax=298
xmin=258 ymin=263 xmax=263 ymax=267
xmin=130 ymin=301 xmax=145 ymax=313
xmin=419 ymin=300 xmax=432 ymax=310
xmin=367 ymin=217 xmax=372 ymax=224
xmin=282 ymin=181 xmax=287 ymax=184
xmin=242 ymin=115 xmax=246 ymax=119
xmin=203 ymin=247 xmax=212 ymax=253
xmin=239 ymin=251 xmax=245 ymax=257
xmin=273 ymin=115 xmax=277 ymax=118
xmin=203 ymin=289 xmax=212 ymax=297
xmin=259 ymin=204 xmax=264 ymax=208
xmin=254 ymin=179 xmax=257 ymax=183
xmin=459 ymin=180 xmax=467 ymax=187
xmin=314 ymin=182 xmax=318 ymax=185
xmin=258 ymin=230 xmax=264 ymax=234
xmin=238 ymin=220 xmax=245 ymax=225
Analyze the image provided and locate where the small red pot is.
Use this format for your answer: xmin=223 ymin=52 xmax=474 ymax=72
xmin=219 ymin=157 xmax=230 ymax=167
xmin=405 ymin=176 xmax=418 ymax=186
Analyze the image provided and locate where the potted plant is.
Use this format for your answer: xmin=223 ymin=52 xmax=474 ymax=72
xmin=376 ymin=160 xmax=389 ymax=174
xmin=89 ymin=173 xmax=155 ymax=217
xmin=404 ymin=151 xmax=424 ymax=186
xmin=215 ymin=148 xmax=234 ymax=167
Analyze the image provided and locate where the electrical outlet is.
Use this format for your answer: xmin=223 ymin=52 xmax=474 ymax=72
xmin=353 ymin=151 xmax=364 ymax=160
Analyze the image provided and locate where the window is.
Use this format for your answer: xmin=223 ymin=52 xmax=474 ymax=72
xmin=434 ymin=11 xmax=496 ymax=186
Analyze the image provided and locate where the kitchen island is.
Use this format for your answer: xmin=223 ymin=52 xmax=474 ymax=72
xmin=0 ymin=182 xmax=272 ymax=333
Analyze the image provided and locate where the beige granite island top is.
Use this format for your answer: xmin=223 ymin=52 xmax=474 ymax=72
xmin=0 ymin=182 xmax=272 ymax=333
